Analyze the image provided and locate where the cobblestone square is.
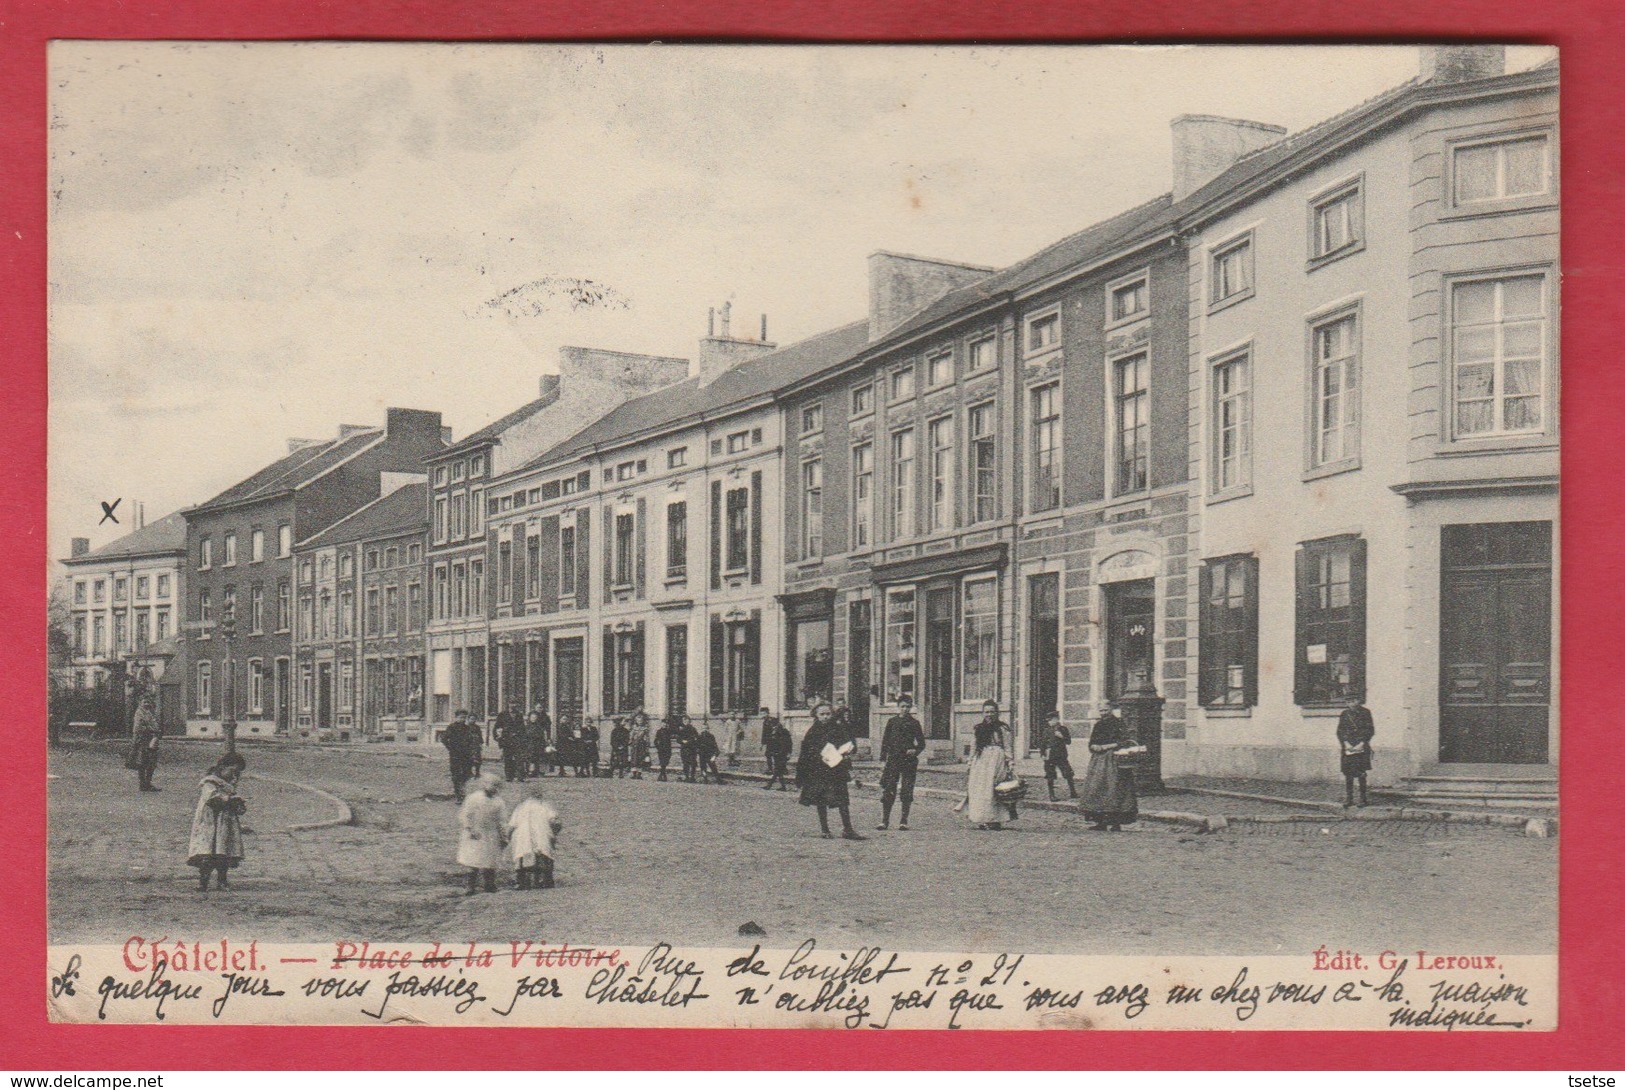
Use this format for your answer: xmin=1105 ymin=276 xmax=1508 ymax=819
xmin=49 ymin=744 xmax=1556 ymax=956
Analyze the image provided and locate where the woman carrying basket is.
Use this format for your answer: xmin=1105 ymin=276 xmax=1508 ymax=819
xmin=1080 ymin=700 xmax=1140 ymax=831
xmin=965 ymin=700 xmax=1022 ymax=831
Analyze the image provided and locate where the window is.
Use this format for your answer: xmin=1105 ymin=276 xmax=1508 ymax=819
xmin=891 ymin=428 xmax=916 ymax=539
xmin=616 ymin=461 xmax=637 ymax=482
xmin=1030 ymin=383 xmax=1061 ymax=511
xmin=384 ymin=586 xmax=399 ymax=635
xmin=614 ymin=512 xmax=635 ymax=586
xmin=725 ymin=488 xmax=750 ymax=571
xmin=727 ymin=431 xmax=748 ymax=454
xmin=1310 ymin=313 xmax=1360 ymax=468
xmin=928 ymin=416 xmax=954 ymax=531
xmin=801 ymin=404 xmax=823 ymax=435
xmin=612 ymin=630 xmax=646 ymax=713
xmin=223 ymin=533 xmax=237 ymax=566
xmin=452 ymin=563 xmax=467 ymax=618
xmin=851 ymin=384 xmax=873 ymax=416
xmin=968 ymin=334 xmax=996 ymax=373
xmin=134 ymin=576 xmax=149 ymax=599
xmin=114 ymin=577 xmax=127 ymax=602
xmin=1209 ymin=235 xmax=1254 ymax=307
xmin=300 ymin=559 xmax=313 ymax=583
xmin=433 ymin=466 xmax=448 ymax=487
xmin=74 ymin=616 xmax=86 ymax=655
xmin=1310 ymin=180 xmax=1363 ymax=261
xmin=1109 ymin=275 xmax=1149 ymax=324
xmin=560 ymin=526 xmax=578 ymax=597
xmin=319 ymin=555 xmax=332 ymax=581
xmin=407 ymin=582 xmax=423 ymax=631
xmin=801 ymin=459 xmax=823 ymax=559
xmin=156 ymin=608 xmax=170 ymax=642
xmin=751 ymin=428 xmax=762 ymax=446
xmin=199 ymin=537 xmax=212 ymax=570
xmin=470 ymin=488 xmax=484 ymax=535
xmin=927 ymin=349 xmax=953 ymax=387
xmin=1212 ymin=349 xmax=1252 ymax=492
xmin=1200 ymin=555 xmax=1259 ymax=707
xmin=1295 ymin=536 xmax=1367 ymax=706
xmin=250 ymin=584 xmax=264 ymax=633
xmin=247 ymin=659 xmax=264 ymax=714
xmin=434 ymin=497 xmax=448 ymax=542
xmin=339 ymin=553 xmax=353 ymax=578
xmin=889 ymin=366 xmax=916 ymax=401
xmin=470 ymin=455 xmax=484 ymax=477
xmin=74 ymin=581 xmax=86 ymax=605
xmin=470 ymin=560 xmax=484 ymax=618
xmin=450 ymin=492 xmax=467 ymax=539
xmin=199 ymin=588 xmax=212 ymax=625
xmin=277 ymin=581 xmax=290 ymax=631
xmin=113 ymin=611 xmax=127 ymax=652
xmin=367 ymin=587 xmax=380 ymax=635
xmin=251 ymin=528 xmax=265 ymax=563
xmin=93 ymin=579 xmax=105 ymax=604
xmin=135 ymin=611 xmax=149 ymax=650
xmin=721 ymin=618 xmax=760 ymax=713
xmin=408 ymin=543 xmax=421 ymax=564
xmin=667 ymin=502 xmax=688 ymax=578
xmin=668 ymin=446 xmax=687 ymax=469
xmin=365 ymin=549 xmax=378 ymax=572
xmin=196 ymin=661 xmax=212 ymax=716
xmin=92 ymin=615 xmax=105 ymax=656
xmin=433 ymin=565 xmax=449 ymax=620
xmin=299 ymin=662 xmax=313 ymax=711
xmin=1026 ymin=310 xmax=1060 ymax=354
xmin=961 ymin=576 xmax=999 ymax=702
xmin=1451 ymin=273 xmax=1549 ymax=438
xmin=498 ymin=540 xmax=513 ymax=601
xmin=785 ymin=616 xmax=832 ymax=709
xmin=297 ymin=591 xmax=312 ymax=640
xmin=711 ymin=438 xmax=724 ymax=456
xmin=451 ymin=461 xmax=465 ymax=483
xmin=278 ymin=524 xmax=291 ymax=557
xmin=1113 ymin=355 xmax=1149 ymax=494
xmin=338 ymin=589 xmax=352 ymax=637
xmin=884 ymin=587 xmax=917 ymax=705
xmin=339 ymin=662 xmax=354 ymax=712
xmin=1453 ymin=134 xmax=1550 ymax=205
xmin=852 ymin=443 xmax=874 ymax=548
xmin=157 ymin=574 xmax=170 ymax=598
xmin=319 ymin=589 xmax=332 ymax=638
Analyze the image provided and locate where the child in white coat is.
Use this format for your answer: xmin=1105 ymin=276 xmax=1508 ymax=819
xmin=507 ymin=784 xmax=563 ymax=890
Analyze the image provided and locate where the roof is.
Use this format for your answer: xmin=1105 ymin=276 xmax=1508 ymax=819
xmin=63 ymin=510 xmax=188 ymax=565
xmin=517 ymin=319 xmax=872 ymax=474
xmin=294 ymin=481 xmax=428 ymax=550
xmin=190 ymin=429 xmax=382 ymax=515
xmin=436 ymin=386 xmax=563 ymax=458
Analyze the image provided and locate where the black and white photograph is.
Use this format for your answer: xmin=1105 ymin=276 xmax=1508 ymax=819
xmin=45 ymin=42 xmax=1559 ymax=1029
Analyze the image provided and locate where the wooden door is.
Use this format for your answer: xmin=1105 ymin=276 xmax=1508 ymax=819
xmin=1027 ymin=573 xmax=1061 ymax=755
xmin=848 ymin=600 xmax=872 ymax=738
xmin=554 ymin=637 xmax=584 ymax=731
xmin=924 ymin=587 xmax=955 ymax=740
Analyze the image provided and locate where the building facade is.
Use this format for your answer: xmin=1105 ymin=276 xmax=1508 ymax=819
xmin=422 ymin=348 xmax=688 ymax=729
xmin=291 ymin=480 xmax=429 ymax=741
xmin=1177 ymin=47 xmax=1559 ymax=784
xmin=182 ymin=408 xmax=446 ymax=737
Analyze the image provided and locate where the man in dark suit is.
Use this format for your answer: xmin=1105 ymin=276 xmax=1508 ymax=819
xmin=609 ymin=717 xmax=632 ymax=778
xmin=442 ymin=710 xmax=483 ymax=801
xmin=877 ymin=695 xmax=926 ymax=830
xmin=494 ymin=704 xmax=525 ymax=781
xmin=654 ymin=717 xmax=676 ymax=781
xmin=677 ymin=716 xmax=701 ymax=783
xmin=1042 ymin=709 xmax=1077 ymax=800
xmin=1336 ymin=693 xmax=1376 ymax=808
xmin=760 ymin=707 xmax=792 ymax=790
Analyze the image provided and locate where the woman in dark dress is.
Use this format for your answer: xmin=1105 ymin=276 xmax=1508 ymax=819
xmin=1336 ymin=694 xmax=1375 ymax=808
xmin=1079 ymin=702 xmax=1138 ymax=831
xmin=797 ymin=701 xmax=865 ymax=840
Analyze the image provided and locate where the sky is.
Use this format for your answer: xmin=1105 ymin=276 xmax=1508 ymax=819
xmin=46 ymin=42 xmax=1555 ymax=565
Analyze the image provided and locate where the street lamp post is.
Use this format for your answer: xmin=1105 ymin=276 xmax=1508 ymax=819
xmin=221 ymin=618 xmax=238 ymax=757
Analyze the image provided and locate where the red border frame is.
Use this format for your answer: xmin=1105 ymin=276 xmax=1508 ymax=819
xmin=4 ymin=0 xmax=1622 ymax=1069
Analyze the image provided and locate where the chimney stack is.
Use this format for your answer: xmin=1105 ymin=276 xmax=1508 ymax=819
xmin=538 ymin=374 xmax=562 ymax=401
xmin=71 ymin=537 xmax=90 ymax=558
xmin=441 ymin=425 xmax=454 ymax=444
xmin=761 ymin=314 xmax=768 ymax=342
xmin=696 ymin=303 xmax=776 ymax=385
xmin=1171 ymin=115 xmax=1287 ymax=202
xmin=867 ymin=252 xmax=992 ymax=342
xmin=1419 ymin=45 xmax=1507 ymax=84
xmin=720 ymin=301 xmax=732 ymax=340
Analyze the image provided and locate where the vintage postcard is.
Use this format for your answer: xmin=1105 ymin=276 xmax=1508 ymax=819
xmin=45 ymin=42 xmax=1559 ymax=1030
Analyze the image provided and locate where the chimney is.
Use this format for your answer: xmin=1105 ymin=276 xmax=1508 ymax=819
xmin=558 ymin=346 xmax=690 ymax=394
xmin=137 ymin=503 xmax=145 ymax=529
xmin=538 ymin=374 xmax=562 ymax=401
xmin=1170 ymin=114 xmax=1287 ymax=201
xmin=287 ymin=438 xmax=321 ymax=453
xmin=441 ymin=426 xmax=454 ymax=444
xmin=336 ymin=423 xmax=373 ymax=440
xmin=1419 ymin=45 xmax=1506 ymax=84
xmin=696 ymin=305 xmax=776 ymax=385
xmin=71 ymin=537 xmax=90 ymax=558
xmin=867 ymin=252 xmax=992 ymax=342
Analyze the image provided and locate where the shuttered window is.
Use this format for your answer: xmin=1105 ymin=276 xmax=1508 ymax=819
xmin=1294 ymin=536 xmax=1367 ymax=705
xmin=1199 ymin=554 xmax=1259 ymax=707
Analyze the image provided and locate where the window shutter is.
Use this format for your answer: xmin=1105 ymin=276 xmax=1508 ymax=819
xmin=709 ymin=615 xmax=725 ymax=714
xmin=749 ymin=470 xmax=763 ymax=585
xmin=1349 ymin=537 xmax=1368 ymax=702
xmin=538 ymin=517 xmax=560 ymax=611
xmin=744 ymin=609 xmax=761 ymax=710
xmin=511 ymin=525 xmax=527 ymax=613
xmin=710 ymin=481 xmax=722 ymax=590
xmin=1197 ymin=560 xmax=1215 ymax=707
xmin=632 ymin=621 xmax=646 ymax=709
xmin=603 ymin=507 xmax=614 ymax=590
xmin=1293 ymin=545 xmax=1313 ymax=706
xmin=602 ymin=628 xmax=615 ymax=714
xmin=634 ymin=497 xmax=647 ymax=598
xmin=576 ymin=507 xmax=591 ymax=608
xmin=1243 ymin=555 xmax=1260 ymax=708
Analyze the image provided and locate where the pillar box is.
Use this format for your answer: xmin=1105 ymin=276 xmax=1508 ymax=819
xmin=1119 ymin=665 xmax=1166 ymax=794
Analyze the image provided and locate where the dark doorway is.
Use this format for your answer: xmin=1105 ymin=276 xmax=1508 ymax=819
xmin=1105 ymin=578 xmax=1156 ymax=701
xmin=554 ymin=637 xmax=584 ymax=731
xmin=848 ymin=599 xmax=872 ymax=738
xmin=1439 ymin=522 xmax=1552 ymax=764
xmin=274 ymin=659 xmax=290 ymax=732
xmin=1027 ymin=573 xmax=1061 ymax=755
xmin=924 ymin=586 xmax=955 ymax=740
xmin=316 ymin=662 xmax=333 ymax=730
xmin=526 ymin=641 xmax=549 ymax=713
xmin=665 ymin=625 xmax=687 ymax=718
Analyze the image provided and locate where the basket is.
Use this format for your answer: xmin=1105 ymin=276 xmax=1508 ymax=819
xmin=993 ymin=778 xmax=1028 ymax=804
xmin=1113 ymin=743 xmax=1148 ymax=767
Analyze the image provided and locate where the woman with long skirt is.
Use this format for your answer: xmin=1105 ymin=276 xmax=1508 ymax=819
xmin=797 ymin=701 xmax=865 ymax=840
xmin=187 ymin=758 xmax=246 ymax=892
xmin=966 ymin=700 xmax=1017 ymax=830
xmin=1080 ymin=701 xmax=1139 ymax=831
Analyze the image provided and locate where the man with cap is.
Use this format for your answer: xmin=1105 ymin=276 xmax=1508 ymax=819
xmin=442 ymin=709 xmax=483 ymax=802
xmin=760 ymin=707 xmax=792 ymax=791
xmin=493 ymin=702 xmax=526 ymax=782
xmin=1041 ymin=709 xmax=1078 ymax=801
xmin=877 ymin=695 xmax=926 ymax=830
xmin=654 ymin=715 xmax=676 ymax=782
